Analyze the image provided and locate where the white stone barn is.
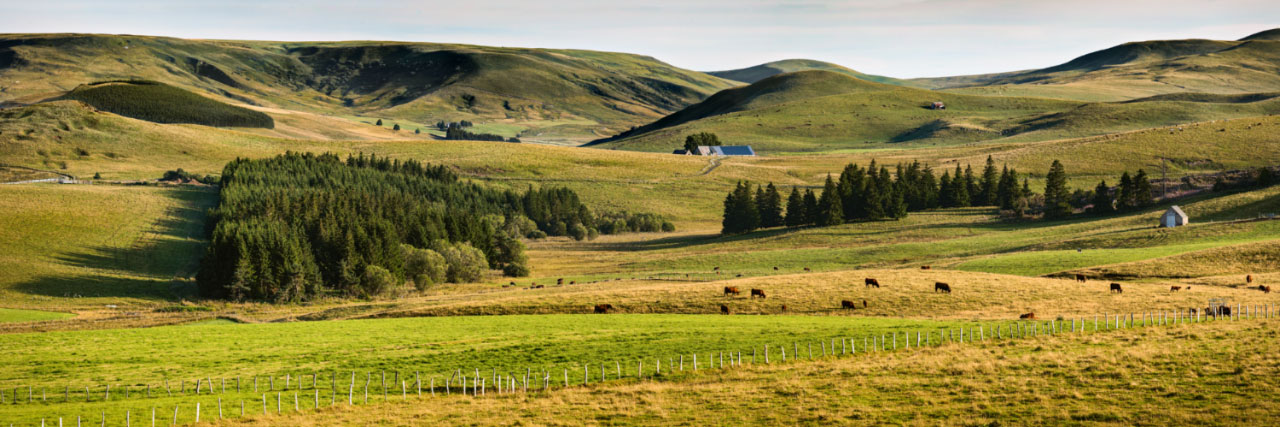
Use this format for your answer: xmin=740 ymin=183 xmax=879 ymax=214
xmin=1160 ymin=206 xmax=1188 ymax=228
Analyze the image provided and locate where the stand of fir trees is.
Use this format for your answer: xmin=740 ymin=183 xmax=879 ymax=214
xmin=721 ymin=156 xmax=1042 ymax=235
xmin=197 ymin=152 xmax=669 ymax=302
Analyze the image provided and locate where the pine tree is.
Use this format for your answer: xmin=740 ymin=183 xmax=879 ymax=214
xmin=963 ymin=165 xmax=980 ymax=207
xmin=817 ymin=175 xmax=844 ymax=226
xmin=950 ymin=164 xmax=970 ymax=207
xmin=1117 ymin=172 xmax=1134 ymax=210
xmin=759 ymin=183 xmax=785 ymax=228
xmin=376 ymin=119 xmax=383 ymax=126
xmin=1091 ymin=180 xmax=1114 ymax=214
xmin=938 ymin=171 xmax=954 ymax=207
xmin=393 ymin=123 xmax=401 ymax=131
xmin=979 ymin=155 xmax=999 ymax=206
xmin=837 ymin=163 xmax=865 ymax=221
xmin=996 ymin=166 xmax=1016 ymax=210
xmin=803 ymin=189 xmax=820 ymax=226
xmin=721 ymin=181 xmax=759 ymax=234
xmin=784 ymin=187 xmax=805 ymax=228
xmin=1133 ymin=169 xmax=1155 ymax=207
xmin=1043 ymin=160 xmax=1072 ymax=219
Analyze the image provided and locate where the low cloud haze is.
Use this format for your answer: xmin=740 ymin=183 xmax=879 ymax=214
xmin=2 ymin=0 xmax=1276 ymax=77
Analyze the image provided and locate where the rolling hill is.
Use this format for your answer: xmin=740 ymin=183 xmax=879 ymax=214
xmin=0 ymin=34 xmax=737 ymax=143
xmin=593 ymin=68 xmax=1280 ymax=153
xmin=707 ymin=59 xmax=917 ymax=87
xmin=916 ymin=29 xmax=1280 ymax=101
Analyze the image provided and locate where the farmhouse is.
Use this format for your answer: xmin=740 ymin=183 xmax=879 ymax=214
xmin=673 ymin=146 xmax=756 ymax=156
xmin=1160 ymin=205 xmax=1188 ymax=227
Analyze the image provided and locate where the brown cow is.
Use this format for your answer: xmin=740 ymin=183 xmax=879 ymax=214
xmin=865 ymin=278 xmax=880 ymax=288
xmin=1170 ymin=286 xmax=1181 ymax=292
xmin=593 ymin=304 xmax=613 ymax=314
xmin=804 ymin=267 xmax=811 ymax=272
xmin=720 ymin=304 xmax=730 ymax=315
xmin=736 ymin=274 xmax=743 ymax=278
xmin=569 ymin=281 xmax=576 ymax=285
xmin=773 ymin=267 xmax=779 ymax=271
xmin=751 ymin=289 xmax=767 ymax=299
xmin=1019 ymin=312 xmax=1036 ymax=320
xmin=713 ymin=266 xmax=721 ymax=271
xmin=1261 ymin=285 xmax=1272 ymax=294
xmin=1247 ymin=274 xmax=1254 ymax=283
xmin=509 ymin=281 xmax=516 ymax=286
xmin=724 ymin=286 xmax=741 ymax=297
xmin=1209 ymin=306 xmax=1232 ymax=317
xmin=841 ymin=300 xmax=857 ymax=310
xmin=921 ymin=265 xmax=931 ymax=270
xmin=557 ymin=278 xmax=564 ymax=285
xmin=934 ymin=282 xmax=951 ymax=293
xmin=1110 ymin=283 xmax=1123 ymax=293
xmin=780 ymin=304 xmax=787 ymax=312
xmin=1075 ymin=274 xmax=1087 ymax=283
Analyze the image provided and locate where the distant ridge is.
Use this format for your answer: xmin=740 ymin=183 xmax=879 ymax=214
xmin=1240 ymin=28 xmax=1280 ymax=41
xmin=707 ymin=59 xmax=918 ymax=87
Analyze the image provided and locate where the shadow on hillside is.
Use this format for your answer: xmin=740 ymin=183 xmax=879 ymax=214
xmin=12 ymin=186 xmax=214 ymax=301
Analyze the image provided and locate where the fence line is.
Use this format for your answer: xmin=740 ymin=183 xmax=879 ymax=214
xmin=5 ymin=302 xmax=1273 ymax=425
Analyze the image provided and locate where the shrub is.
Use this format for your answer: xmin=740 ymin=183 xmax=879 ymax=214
xmin=359 ymin=265 xmax=396 ymax=298
xmin=431 ymin=241 xmax=487 ymax=283
xmin=569 ymin=223 xmax=588 ymax=241
xmin=402 ymin=244 xmax=447 ymax=291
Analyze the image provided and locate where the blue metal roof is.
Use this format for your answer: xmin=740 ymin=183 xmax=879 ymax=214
xmin=717 ymin=146 xmax=756 ymax=156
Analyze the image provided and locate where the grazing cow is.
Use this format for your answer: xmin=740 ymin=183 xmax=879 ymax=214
xmin=865 ymin=278 xmax=881 ymax=288
xmin=593 ymin=304 xmax=613 ymax=314
xmin=921 ymin=265 xmax=931 ymax=270
xmin=1019 ymin=312 xmax=1036 ymax=320
xmin=1247 ymin=274 xmax=1254 ymax=283
xmin=569 ymin=281 xmax=576 ymax=285
xmin=736 ymin=274 xmax=743 ymax=278
xmin=1110 ymin=283 xmax=1123 ymax=293
xmin=1261 ymin=285 xmax=1272 ymax=294
xmin=509 ymin=281 xmax=516 ymax=286
xmin=1209 ymin=306 xmax=1232 ymax=317
xmin=863 ymin=300 xmax=868 ymax=308
xmin=773 ymin=266 xmax=779 ymax=271
xmin=713 ymin=266 xmax=721 ymax=271
xmin=934 ymin=282 xmax=951 ymax=293
xmin=724 ymin=286 xmax=741 ymax=297
xmin=841 ymin=300 xmax=857 ymax=310
xmin=534 ymin=284 xmax=544 ymax=289
xmin=1185 ymin=286 xmax=1191 ymax=291
xmin=751 ymin=289 xmax=767 ymax=299
xmin=780 ymin=304 xmax=787 ymax=312
xmin=557 ymin=278 xmax=564 ymax=285
xmin=720 ymin=304 xmax=730 ymax=315
xmin=1170 ymin=286 xmax=1181 ymax=292
xmin=1075 ymin=274 xmax=1087 ymax=283
xmin=804 ymin=267 xmax=811 ymax=272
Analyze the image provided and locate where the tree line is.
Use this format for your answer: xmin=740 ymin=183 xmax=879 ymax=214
xmin=723 ymin=156 xmax=1043 ymax=234
xmin=443 ymin=123 xmax=519 ymax=142
xmin=197 ymin=152 xmax=667 ymax=302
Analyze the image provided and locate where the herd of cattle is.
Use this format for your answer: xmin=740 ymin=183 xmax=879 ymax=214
xmin=568 ymin=269 xmax=1273 ymax=316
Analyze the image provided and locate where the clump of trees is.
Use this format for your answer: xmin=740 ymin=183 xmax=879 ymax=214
xmin=435 ymin=120 xmax=473 ymax=131
xmin=160 ymin=168 xmax=218 ymax=184
xmin=683 ymin=132 xmax=721 ymax=152
xmin=196 ymin=152 xmax=664 ymax=302
xmin=61 ymin=80 xmax=273 ymax=128
xmin=443 ymin=123 xmax=509 ymax=142
xmin=722 ymin=156 xmax=1038 ymax=234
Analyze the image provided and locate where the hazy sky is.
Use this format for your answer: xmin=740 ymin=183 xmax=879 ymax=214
xmin=2 ymin=0 xmax=1277 ymax=78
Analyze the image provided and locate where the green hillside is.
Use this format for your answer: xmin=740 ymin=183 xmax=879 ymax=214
xmin=594 ymin=64 xmax=1280 ymax=154
xmin=921 ymin=31 xmax=1280 ymax=101
xmin=0 ymin=34 xmax=736 ymax=143
xmin=707 ymin=59 xmax=918 ymax=87
xmin=60 ymin=80 xmax=274 ymax=128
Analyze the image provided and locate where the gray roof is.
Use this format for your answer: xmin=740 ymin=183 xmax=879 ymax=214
xmin=717 ymin=146 xmax=756 ymax=156
xmin=1166 ymin=205 xmax=1188 ymax=220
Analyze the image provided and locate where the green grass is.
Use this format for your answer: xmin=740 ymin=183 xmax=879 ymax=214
xmin=0 ymin=184 xmax=215 ymax=310
xmin=0 ymin=308 xmax=74 ymax=323
xmin=0 ymin=313 xmax=991 ymax=425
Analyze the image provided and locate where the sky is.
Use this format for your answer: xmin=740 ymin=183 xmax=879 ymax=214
xmin=2 ymin=0 xmax=1278 ymax=78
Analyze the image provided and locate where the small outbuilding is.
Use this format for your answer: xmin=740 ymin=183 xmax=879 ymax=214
xmin=676 ymin=145 xmax=756 ymax=156
xmin=1160 ymin=205 xmax=1188 ymax=228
